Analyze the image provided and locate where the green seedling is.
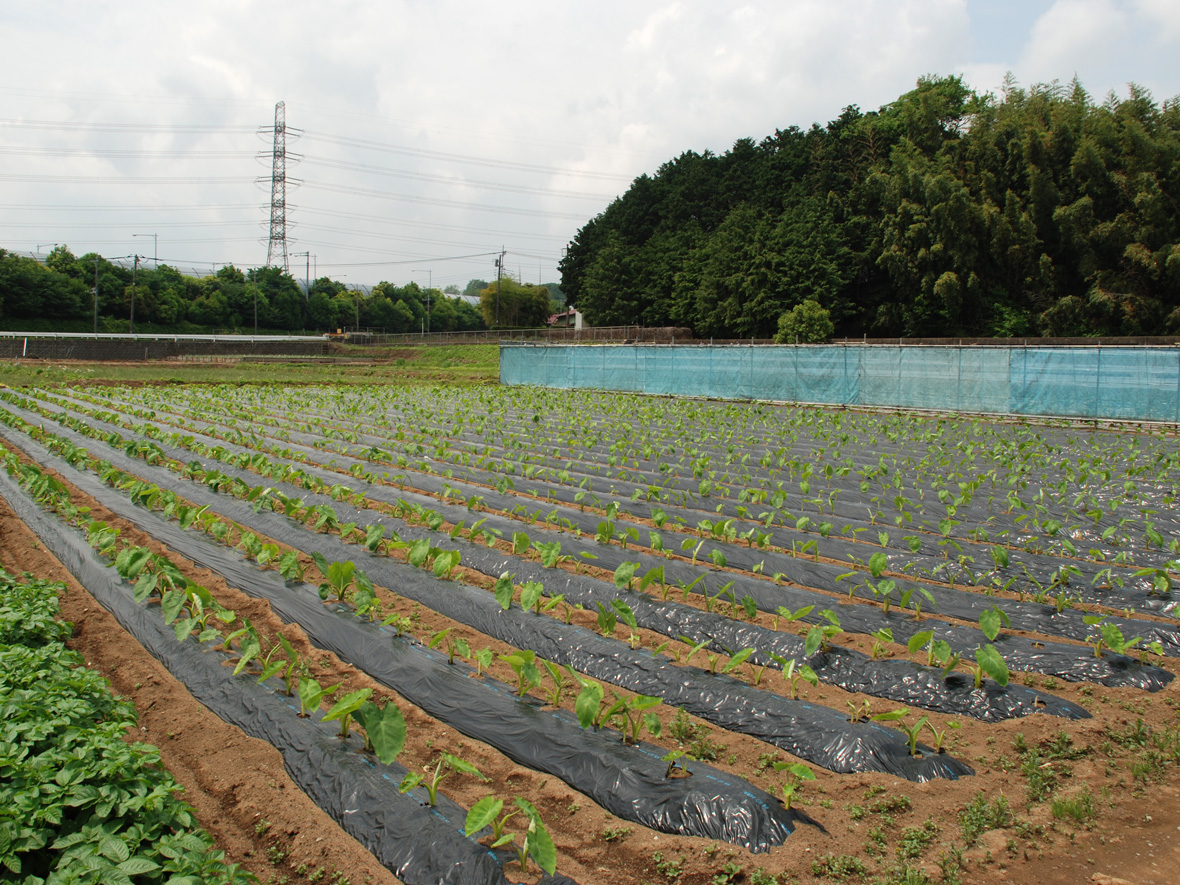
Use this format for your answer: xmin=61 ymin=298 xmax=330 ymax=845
xmin=662 ymin=749 xmax=692 ymax=778
xmin=321 ymin=687 xmax=373 ymax=739
xmin=296 ymin=675 xmax=340 ymax=718
xmin=774 ymin=656 xmax=819 ymax=699
xmin=519 ymin=580 xmax=546 ymax=613
xmin=678 ymin=636 xmax=710 ymax=667
xmin=966 ymin=644 xmax=1009 ymax=688
xmin=499 ymin=649 xmax=542 ymax=697
xmin=353 ymin=699 xmax=407 ymax=764
xmin=979 ymin=606 xmax=1011 ymax=642
xmin=775 ymin=605 xmax=814 ymax=631
xmin=1083 ymin=614 xmax=1142 ymax=657
xmin=464 ymin=796 xmax=557 ymax=876
xmin=493 ymin=571 xmax=516 ymax=610
xmin=540 ymin=660 xmax=571 ymax=707
xmin=314 ymin=556 xmax=355 ymax=602
xmin=898 ymin=714 xmax=929 ymax=757
xmin=399 ymin=752 xmax=488 ymax=806
xmin=804 ymin=610 xmax=842 ymax=656
xmin=613 ymin=561 xmax=638 ymax=591
xmin=596 ymin=602 xmax=618 ymax=638
xmin=603 ymin=692 xmax=663 ymax=744
xmin=924 ymin=718 xmax=956 ymax=754
xmin=429 ymin=627 xmax=471 ymax=664
xmin=433 ymin=549 xmax=461 ymax=579
xmin=574 ymin=678 xmax=606 ymax=729
xmin=772 ymin=762 xmax=815 ymax=810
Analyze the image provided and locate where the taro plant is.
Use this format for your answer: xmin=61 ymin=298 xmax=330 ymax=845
xmin=400 ymin=752 xmax=488 ymax=806
xmin=464 ymin=796 xmax=557 ymax=876
xmin=803 ymin=610 xmax=842 ymax=656
xmin=964 ymin=645 xmax=1010 ymax=688
xmin=574 ymin=677 xmax=607 ymax=730
xmin=772 ymin=762 xmax=815 ymax=810
xmin=499 ymin=649 xmax=542 ymax=697
xmin=296 ymin=674 xmax=341 ymax=718
xmin=321 ymin=687 xmax=373 ymax=739
xmin=353 ymin=698 xmax=407 ymax=764
xmin=603 ymin=692 xmax=663 ymax=745
xmin=429 ymin=627 xmax=471 ymax=664
xmin=1083 ymin=615 xmax=1141 ymax=658
xmin=773 ymin=656 xmax=819 ymax=700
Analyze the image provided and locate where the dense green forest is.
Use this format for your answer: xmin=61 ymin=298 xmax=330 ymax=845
xmin=559 ymin=75 xmax=1180 ymax=339
xmin=0 ymin=246 xmax=489 ymax=334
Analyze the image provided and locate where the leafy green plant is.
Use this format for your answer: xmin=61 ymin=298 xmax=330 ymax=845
xmin=429 ymin=627 xmax=471 ymax=664
xmin=296 ymin=674 xmax=341 ymax=718
xmin=498 ymin=649 xmax=542 ymax=697
xmin=321 ymin=687 xmax=373 ymax=739
xmin=464 ymin=796 xmax=557 ymax=875
xmin=353 ymin=698 xmax=407 ymax=764
xmin=603 ymin=692 xmax=663 ymax=744
xmin=772 ymin=761 xmax=815 ymax=809
xmin=399 ymin=753 xmax=488 ymax=806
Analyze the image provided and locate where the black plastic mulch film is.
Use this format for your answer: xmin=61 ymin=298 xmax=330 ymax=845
xmin=6 ymin=394 xmax=1166 ymax=695
xmin=42 ymin=386 xmax=1180 ymax=640
xmin=0 ymin=467 xmax=548 ymax=885
xmin=46 ymin=385 xmax=1180 ymax=630
xmin=0 ymin=411 xmax=971 ymax=783
xmin=87 ymin=384 xmax=1180 ymax=571
xmin=2 ymin=422 xmax=803 ymax=853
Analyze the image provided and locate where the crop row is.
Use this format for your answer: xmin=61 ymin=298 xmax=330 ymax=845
xmin=5 ymin=388 xmax=1176 ymax=695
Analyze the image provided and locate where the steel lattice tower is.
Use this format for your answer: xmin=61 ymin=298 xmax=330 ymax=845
xmin=265 ymin=101 xmax=289 ymax=271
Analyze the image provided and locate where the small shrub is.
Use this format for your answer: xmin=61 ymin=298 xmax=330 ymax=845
xmin=774 ymin=299 xmax=834 ymax=344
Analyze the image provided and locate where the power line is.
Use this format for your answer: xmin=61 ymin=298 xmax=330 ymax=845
xmin=0 ymin=118 xmax=259 ymax=134
xmin=299 ymin=130 xmax=632 ymax=181
xmin=300 ymin=181 xmax=588 ymax=219
xmin=300 ymin=155 xmax=614 ymax=200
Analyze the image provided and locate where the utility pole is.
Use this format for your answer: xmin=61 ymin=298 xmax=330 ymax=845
xmin=253 ymin=279 xmax=259 ymax=334
xmin=92 ymin=255 xmax=100 ymax=334
xmin=130 ymin=254 xmax=139 ymax=334
xmin=133 ymin=233 xmax=157 ymax=267
xmin=495 ymin=247 xmax=505 ymax=328
xmin=290 ymin=251 xmax=310 ymax=300
xmin=412 ymin=270 xmax=432 ymax=333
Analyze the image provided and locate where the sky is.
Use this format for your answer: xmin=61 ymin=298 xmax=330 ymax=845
xmin=1 ymin=0 xmax=1178 ymax=293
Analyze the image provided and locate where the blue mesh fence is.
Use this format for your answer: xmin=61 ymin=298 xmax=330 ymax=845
xmin=500 ymin=344 xmax=1180 ymax=422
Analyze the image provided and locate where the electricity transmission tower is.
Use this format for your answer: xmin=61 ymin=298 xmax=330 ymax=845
xmin=265 ymin=101 xmax=289 ymax=272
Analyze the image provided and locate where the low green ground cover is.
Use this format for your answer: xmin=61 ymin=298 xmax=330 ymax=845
xmin=0 ymin=569 xmax=254 ymax=884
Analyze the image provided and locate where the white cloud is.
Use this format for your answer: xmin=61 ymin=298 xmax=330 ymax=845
xmin=0 ymin=0 xmax=1174 ymax=287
